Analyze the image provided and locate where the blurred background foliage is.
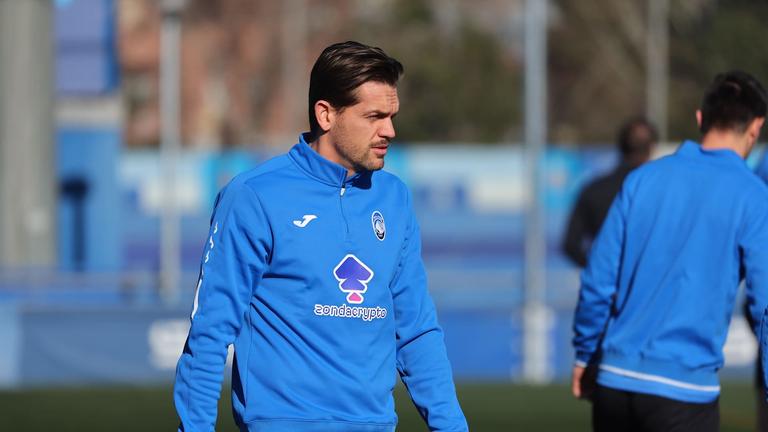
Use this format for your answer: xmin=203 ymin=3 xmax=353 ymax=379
xmin=354 ymin=0 xmax=522 ymax=143
xmin=119 ymin=0 xmax=768 ymax=147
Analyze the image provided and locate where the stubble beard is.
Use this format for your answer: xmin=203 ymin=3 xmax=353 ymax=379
xmin=342 ymin=143 xmax=384 ymax=173
xmin=333 ymin=125 xmax=385 ymax=173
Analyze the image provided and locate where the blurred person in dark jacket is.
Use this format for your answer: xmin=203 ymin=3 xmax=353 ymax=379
xmin=562 ymin=117 xmax=658 ymax=267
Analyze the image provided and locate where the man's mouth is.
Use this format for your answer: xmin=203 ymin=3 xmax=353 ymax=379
xmin=371 ymin=144 xmax=388 ymax=156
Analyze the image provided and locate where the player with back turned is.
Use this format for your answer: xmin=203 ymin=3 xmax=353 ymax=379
xmin=572 ymin=70 xmax=768 ymax=432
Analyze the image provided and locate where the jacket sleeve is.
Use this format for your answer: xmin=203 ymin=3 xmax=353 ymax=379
xmin=174 ymin=182 xmax=271 ymax=432
xmin=391 ymin=191 xmax=468 ymax=432
xmin=761 ymin=310 xmax=768 ymax=402
xmin=739 ymin=199 xmax=768 ymax=339
xmin=572 ymin=183 xmax=629 ymax=366
xmin=562 ymin=190 xmax=590 ymax=268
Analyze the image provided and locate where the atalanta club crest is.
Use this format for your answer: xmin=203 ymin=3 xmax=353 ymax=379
xmin=371 ymin=211 xmax=385 ymax=241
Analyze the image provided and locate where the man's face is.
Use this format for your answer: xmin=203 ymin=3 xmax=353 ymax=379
xmin=327 ymin=81 xmax=399 ymax=173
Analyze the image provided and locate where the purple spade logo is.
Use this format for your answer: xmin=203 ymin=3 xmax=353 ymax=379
xmin=333 ymin=254 xmax=374 ymax=304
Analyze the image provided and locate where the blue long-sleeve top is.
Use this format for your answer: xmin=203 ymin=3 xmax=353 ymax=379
xmin=174 ymin=134 xmax=468 ymax=431
xmin=574 ymin=140 xmax=768 ymax=403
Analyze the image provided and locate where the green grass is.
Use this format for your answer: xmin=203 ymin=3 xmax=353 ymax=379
xmin=0 ymin=382 xmax=759 ymax=431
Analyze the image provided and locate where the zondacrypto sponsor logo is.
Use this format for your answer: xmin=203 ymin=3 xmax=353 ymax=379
xmin=314 ymin=303 xmax=388 ymax=322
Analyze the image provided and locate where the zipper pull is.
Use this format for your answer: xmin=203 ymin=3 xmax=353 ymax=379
xmin=340 ymin=186 xmax=346 ymax=196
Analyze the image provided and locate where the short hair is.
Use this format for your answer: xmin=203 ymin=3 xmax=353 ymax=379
xmin=617 ymin=117 xmax=658 ymax=157
xmin=699 ymin=70 xmax=768 ymax=134
xmin=307 ymin=41 xmax=404 ymax=140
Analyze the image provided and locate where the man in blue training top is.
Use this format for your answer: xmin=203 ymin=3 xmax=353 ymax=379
xmin=572 ymin=70 xmax=768 ymax=432
xmin=173 ymin=41 xmax=468 ymax=432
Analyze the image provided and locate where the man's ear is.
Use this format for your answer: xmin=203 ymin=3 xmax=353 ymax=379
xmin=314 ymin=100 xmax=335 ymax=133
xmin=695 ymin=110 xmax=702 ymax=129
xmin=748 ymin=117 xmax=765 ymax=142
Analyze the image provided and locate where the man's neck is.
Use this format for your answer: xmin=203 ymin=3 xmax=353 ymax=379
xmin=700 ymin=130 xmax=749 ymax=159
xmin=309 ymin=137 xmax=355 ymax=178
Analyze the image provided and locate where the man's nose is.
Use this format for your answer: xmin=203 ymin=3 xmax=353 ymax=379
xmin=379 ymin=118 xmax=395 ymax=140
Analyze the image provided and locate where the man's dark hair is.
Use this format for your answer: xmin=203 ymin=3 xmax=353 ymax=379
xmin=700 ymin=70 xmax=768 ymax=134
xmin=308 ymin=41 xmax=404 ymax=140
xmin=617 ymin=117 xmax=658 ymax=157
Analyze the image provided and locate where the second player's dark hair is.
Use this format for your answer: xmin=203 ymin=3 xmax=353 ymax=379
xmin=700 ymin=70 xmax=768 ymax=134
xmin=307 ymin=41 xmax=403 ymax=140
xmin=617 ymin=117 xmax=658 ymax=157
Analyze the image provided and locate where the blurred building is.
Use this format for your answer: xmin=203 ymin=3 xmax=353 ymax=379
xmin=119 ymin=0 xmax=355 ymax=148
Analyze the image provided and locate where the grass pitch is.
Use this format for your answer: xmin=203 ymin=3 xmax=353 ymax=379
xmin=0 ymin=382 xmax=759 ymax=431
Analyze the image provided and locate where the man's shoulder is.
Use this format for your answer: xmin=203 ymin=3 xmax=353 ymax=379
xmin=581 ymin=169 xmax=625 ymax=196
xmin=623 ymin=150 xmax=768 ymax=203
xmin=740 ymin=169 xmax=768 ymax=200
xmin=619 ymin=153 xmax=678 ymax=187
xmin=236 ymin=153 xmax=294 ymax=186
xmin=216 ymin=154 xmax=293 ymax=202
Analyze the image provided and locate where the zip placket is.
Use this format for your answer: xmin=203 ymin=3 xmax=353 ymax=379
xmin=339 ymin=184 xmax=349 ymax=238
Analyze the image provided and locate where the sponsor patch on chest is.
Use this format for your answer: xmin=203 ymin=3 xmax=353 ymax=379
xmin=313 ymin=254 xmax=388 ymax=322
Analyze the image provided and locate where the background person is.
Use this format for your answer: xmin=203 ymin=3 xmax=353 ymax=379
xmin=562 ymin=117 xmax=658 ymax=267
xmin=572 ymin=70 xmax=768 ymax=432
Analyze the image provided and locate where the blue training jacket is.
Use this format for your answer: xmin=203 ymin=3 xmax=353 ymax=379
xmin=174 ymin=134 xmax=468 ymax=431
xmin=574 ymin=140 xmax=768 ymax=403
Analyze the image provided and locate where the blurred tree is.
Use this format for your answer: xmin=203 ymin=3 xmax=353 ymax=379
xmin=550 ymin=0 xmax=768 ymax=144
xmin=353 ymin=0 xmax=523 ymax=144
xmin=549 ymin=0 xmax=647 ymax=144
xmin=119 ymin=0 xmax=768 ymax=147
xmin=668 ymin=0 xmax=768 ymax=141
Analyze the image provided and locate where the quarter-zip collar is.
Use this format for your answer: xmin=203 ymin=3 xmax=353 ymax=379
xmin=676 ymin=140 xmax=747 ymax=168
xmin=289 ymin=133 xmax=373 ymax=188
